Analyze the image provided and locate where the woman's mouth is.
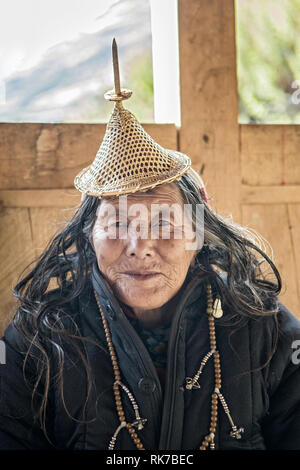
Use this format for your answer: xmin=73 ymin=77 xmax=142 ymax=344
xmin=123 ymin=272 xmax=161 ymax=281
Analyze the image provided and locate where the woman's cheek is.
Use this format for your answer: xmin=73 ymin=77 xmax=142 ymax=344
xmin=92 ymin=230 xmax=124 ymax=266
xmin=158 ymin=238 xmax=186 ymax=258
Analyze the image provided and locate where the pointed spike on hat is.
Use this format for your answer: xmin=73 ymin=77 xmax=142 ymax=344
xmin=104 ymin=39 xmax=132 ymax=103
xmin=112 ymin=38 xmax=121 ymax=95
xmin=74 ymin=39 xmax=209 ymax=198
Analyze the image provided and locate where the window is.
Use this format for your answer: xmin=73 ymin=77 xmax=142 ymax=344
xmin=0 ymin=0 xmax=154 ymax=123
xmin=235 ymin=0 xmax=300 ymax=124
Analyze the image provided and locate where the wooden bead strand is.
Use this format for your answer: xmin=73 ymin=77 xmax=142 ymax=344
xmin=199 ymin=283 xmax=220 ymax=450
xmin=94 ymin=283 xmax=243 ymax=451
xmin=94 ymin=289 xmax=145 ymax=450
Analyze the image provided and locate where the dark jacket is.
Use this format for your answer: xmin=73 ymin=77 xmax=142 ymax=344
xmin=0 ymin=261 xmax=300 ymax=450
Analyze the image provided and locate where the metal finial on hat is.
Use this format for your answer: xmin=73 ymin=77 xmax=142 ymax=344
xmin=74 ymin=38 xmax=192 ymax=197
xmin=112 ymin=38 xmax=121 ymax=95
xmin=104 ymin=38 xmax=132 ymax=105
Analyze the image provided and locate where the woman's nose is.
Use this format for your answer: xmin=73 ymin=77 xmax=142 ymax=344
xmin=125 ymin=236 xmax=155 ymax=259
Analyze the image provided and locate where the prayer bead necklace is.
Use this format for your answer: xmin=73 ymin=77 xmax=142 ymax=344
xmin=93 ymin=283 xmax=243 ymax=450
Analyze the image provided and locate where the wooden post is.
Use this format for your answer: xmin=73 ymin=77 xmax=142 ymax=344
xmin=178 ymin=0 xmax=241 ymax=222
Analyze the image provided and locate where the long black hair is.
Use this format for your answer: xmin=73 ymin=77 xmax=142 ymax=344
xmin=12 ymin=173 xmax=281 ymax=439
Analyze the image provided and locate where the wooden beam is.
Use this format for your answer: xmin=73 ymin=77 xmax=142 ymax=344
xmin=0 ymin=208 xmax=35 ymax=335
xmin=178 ymin=0 xmax=241 ymax=222
xmin=0 ymin=189 xmax=80 ymax=207
xmin=242 ymin=204 xmax=300 ymax=317
xmin=0 ymin=123 xmax=178 ymax=190
xmin=240 ymin=124 xmax=300 ymax=186
xmin=241 ymin=185 xmax=300 ymax=204
xmin=288 ymin=204 xmax=300 ymax=309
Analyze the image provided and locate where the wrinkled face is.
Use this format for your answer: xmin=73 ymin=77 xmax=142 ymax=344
xmin=91 ymin=183 xmax=197 ymax=313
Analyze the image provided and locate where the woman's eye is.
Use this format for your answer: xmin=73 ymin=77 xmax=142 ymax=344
xmin=158 ymin=220 xmax=171 ymax=226
xmin=108 ymin=221 xmax=125 ymax=228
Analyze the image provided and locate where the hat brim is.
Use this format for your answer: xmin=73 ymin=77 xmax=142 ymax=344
xmin=74 ymin=150 xmax=191 ymax=197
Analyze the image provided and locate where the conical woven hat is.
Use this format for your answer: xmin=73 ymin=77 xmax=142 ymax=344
xmin=74 ymin=40 xmax=201 ymax=198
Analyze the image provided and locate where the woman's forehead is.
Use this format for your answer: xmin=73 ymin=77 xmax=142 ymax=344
xmin=99 ymin=183 xmax=184 ymax=208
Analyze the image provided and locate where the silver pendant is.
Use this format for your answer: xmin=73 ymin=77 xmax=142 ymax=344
xmin=132 ymin=417 xmax=148 ymax=431
xmin=230 ymin=426 xmax=244 ymax=439
xmin=213 ymin=297 xmax=223 ymax=318
xmin=185 ymin=377 xmax=201 ymax=390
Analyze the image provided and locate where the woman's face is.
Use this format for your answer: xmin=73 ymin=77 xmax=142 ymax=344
xmin=91 ymin=183 xmax=197 ymax=314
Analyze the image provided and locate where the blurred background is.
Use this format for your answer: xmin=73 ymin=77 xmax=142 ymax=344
xmin=236 ymin=0 xmax=300 ymax=124
xmin=0 ymin=0 xmax=155 ymax=123
xmin=2 ymin=0 xmax=300 ymax=124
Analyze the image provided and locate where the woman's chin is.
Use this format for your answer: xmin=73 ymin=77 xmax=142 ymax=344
xmin=119 ymin=294 xmax=166 ymax=312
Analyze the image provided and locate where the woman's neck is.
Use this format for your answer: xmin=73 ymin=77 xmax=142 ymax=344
xmin=131 ymin=285 xmax=186 ymax=329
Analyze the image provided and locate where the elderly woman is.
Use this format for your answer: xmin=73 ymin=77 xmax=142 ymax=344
xmin=0 ymin=42 xmax=300 ymax=451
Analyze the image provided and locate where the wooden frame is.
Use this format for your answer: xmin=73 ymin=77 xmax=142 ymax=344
xmin=0 ymin=0 xmax=299 ymax=333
